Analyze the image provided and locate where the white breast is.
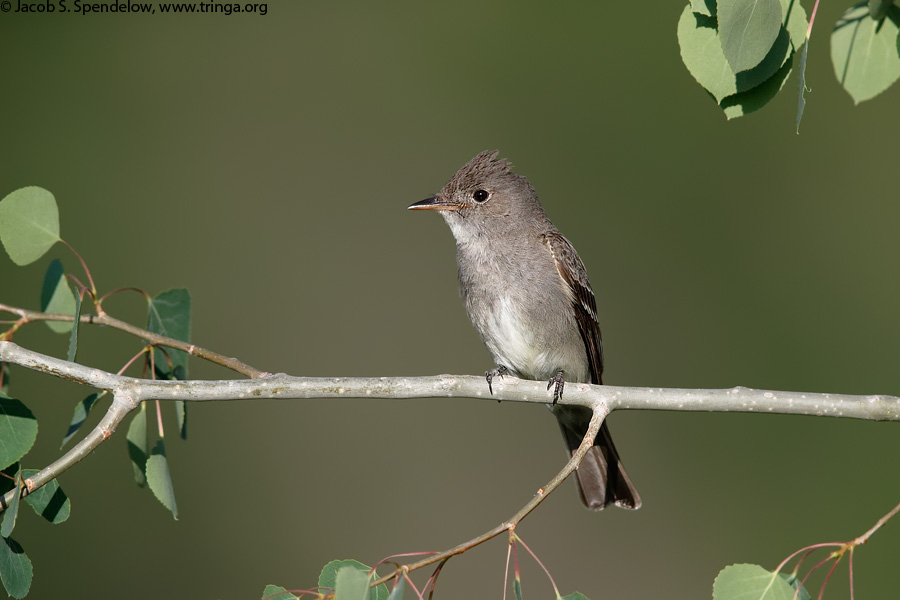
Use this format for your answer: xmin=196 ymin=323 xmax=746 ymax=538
xmin=481 ymin=295 xmax=554 ymax=380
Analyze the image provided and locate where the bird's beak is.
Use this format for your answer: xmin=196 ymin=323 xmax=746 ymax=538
xmin=408 ymin=196 xmax=461 ymax=211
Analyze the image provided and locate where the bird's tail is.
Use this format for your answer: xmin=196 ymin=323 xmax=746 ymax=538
xmin=554 ymin=407 xmax=641 ymax=510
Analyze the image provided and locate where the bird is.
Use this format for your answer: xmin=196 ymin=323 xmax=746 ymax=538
xmin=408 ymin=150 xmax=641 ymax=510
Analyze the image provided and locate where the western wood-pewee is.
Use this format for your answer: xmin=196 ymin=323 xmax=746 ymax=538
xmin=409 ymin=150 xmax=641 ymax=510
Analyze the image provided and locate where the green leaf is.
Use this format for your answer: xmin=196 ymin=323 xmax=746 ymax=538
xmin=783 ymin=0 xmax=808 ymax=51
xmin=678 ymin=5 xmax=793 ymax=104
xmin=0 ymin=394 xmax=38 ymax=471
xmin=0 ymin=186 xmax=60 ymax=266
xmin=147 ymin=289 xmax=192 ymax=379
xmin=319 ymin=560 xmax=389 ymax=600
xmin=869 ymin=0 xmax=893 ymax=21
xmin=126 ymin=404 xmax=148 ymax=486
xmin=713 ymin=564 xmax=797 ymax=600
xmin=0 ymin=536 xmax=32 ymax=599
xmin=779 ymin=572 xmax=811 ymax=600
xmin=0 ymin=471 xmax=21 ymax=538
xmin=61 ymin=391 xmax=104 ymax=448
xmin=40 ymin=259 xmax=75 ymax=334
xmin=831 ymin=3 xmax=900 ymax=104
xmin=796 ymin=39 xmax=810 ymax=133
xmin=335 ymin=566 xmax=370 ymax=600
xmin=386 ymin=575 xmax=405 ymax=600
xmin=21 ymin=469 xmax=70 ymax=524
xmin=146 ymin=439 xmax=178 ymax=519
xmin=373 ymin=577 xmax=390 ymax=599
xmin=514 ymin=578 xmax=523 ymax=600
xmin=722 ymin=53 xmax=794 ymax=119
xmin=319 ymin=558 xmax=359 ymax=588
xmin=734 ymin=28 xmax=790 ymax=91
xmin=691 ymin=0 xmax=715 ymax=17
xmin=261 ymin=584 xmax=299 ymax=600
xmin=718 ymin=0 xmax=783 ymax=73
xmin=559 ymin=594 xmax=590 ymax=600
xmin=680 ymin=10 xmax=740 ymax=102
xmin=67 ymin=289 xmax=82 ymax=361
xmin=175 ymin=400 xmax=187 ymax=440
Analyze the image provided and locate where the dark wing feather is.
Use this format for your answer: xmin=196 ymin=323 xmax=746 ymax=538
xmin=543 ymin=232 xmax=641 ymax=510
xmin=541 ymin=231 xmax=603 ymax=385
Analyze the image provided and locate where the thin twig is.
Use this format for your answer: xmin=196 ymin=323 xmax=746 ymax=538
xmin=4 ymin=389 xmax=138 ymax=510
xmin=369 ymin=407 xmax=606 ymax=587
xmin=0 ymin=304 xmax=264 ymax=378
xmin=852 ymin=499 xmax=900 ymax=546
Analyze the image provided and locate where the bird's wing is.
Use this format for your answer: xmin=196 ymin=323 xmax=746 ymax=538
xmin=542 ymin=231 xmax=603 ymax=384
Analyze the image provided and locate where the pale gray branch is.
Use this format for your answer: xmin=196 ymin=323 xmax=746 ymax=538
xmin=3 ymin=341 xmax=897 ymax=418
xmin=1 ymin=339 xmax=899 ymax=510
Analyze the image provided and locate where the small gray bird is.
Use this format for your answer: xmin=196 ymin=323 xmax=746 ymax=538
xmin=409 ymin=150 xmax=640 ymax=510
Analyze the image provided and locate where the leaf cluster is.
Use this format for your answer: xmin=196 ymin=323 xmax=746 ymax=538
xmin=679 ymin=0 xmax=808 ymax=120
xmin=0 ymin=187 xmax=192 ymax=597
xmin=678 ymin=0 xmax=900 ymax=123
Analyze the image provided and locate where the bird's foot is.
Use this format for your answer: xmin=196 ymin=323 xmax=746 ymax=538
xmin=547 ymin=369 xmax=565 ymax=404
xmin=485 ymin=365 xmax=509 ymax=395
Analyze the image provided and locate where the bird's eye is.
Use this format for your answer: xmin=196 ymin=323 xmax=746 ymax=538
xmin=472 ymin=189 xmax=489 ymax=203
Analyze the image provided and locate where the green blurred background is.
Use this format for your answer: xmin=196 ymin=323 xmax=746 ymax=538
xmin=2 ymin=2 xmax=898 ymax=599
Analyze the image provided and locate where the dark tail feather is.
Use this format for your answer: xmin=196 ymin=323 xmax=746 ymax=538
xmin=556 ymin=412 xmax=641 ymax=510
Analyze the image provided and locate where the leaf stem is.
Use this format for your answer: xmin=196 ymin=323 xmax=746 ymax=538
xmin=155 ymin=400 xmax=164 ymax=438
xmin=816 ymin=555 xmax=841 ymax=600
xmin=98 ymin=287 xmax=152 ymax=307
xmin=775 ymin=499 xmax=900 ymax=599
xmin=59 ymin=238 xmax=97 ymax=297
xmin=402 ymin=570 xmax=425 ymax=600
xmin=65 ymin=274 xmax=94 ymax=301
xmin=503 ymin=541 xmax=512 ymax=600
xmin=513 ymin=533 xmax=559 ymax=597
xmin=806 ymin=0 xmax=820 ymax=40
xmin=119 ymin=346 xmax=151 ymax=376
xmin=424 ymin=558 xmax=448 ymax=600
xmin=799 ymin=553 xmax=835 ymax=590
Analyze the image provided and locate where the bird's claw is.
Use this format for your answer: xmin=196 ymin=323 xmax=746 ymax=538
xmin=485 ymin=365 xmax=509 ymax=395
xmin=547 ymin=370 xmax=565 ymax=405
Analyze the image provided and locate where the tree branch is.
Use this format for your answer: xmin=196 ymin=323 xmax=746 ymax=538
xmin=2 ymin=342 xmax=898 ymax=418
xmin=1 ymin=339 xmax=898 ymax=512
